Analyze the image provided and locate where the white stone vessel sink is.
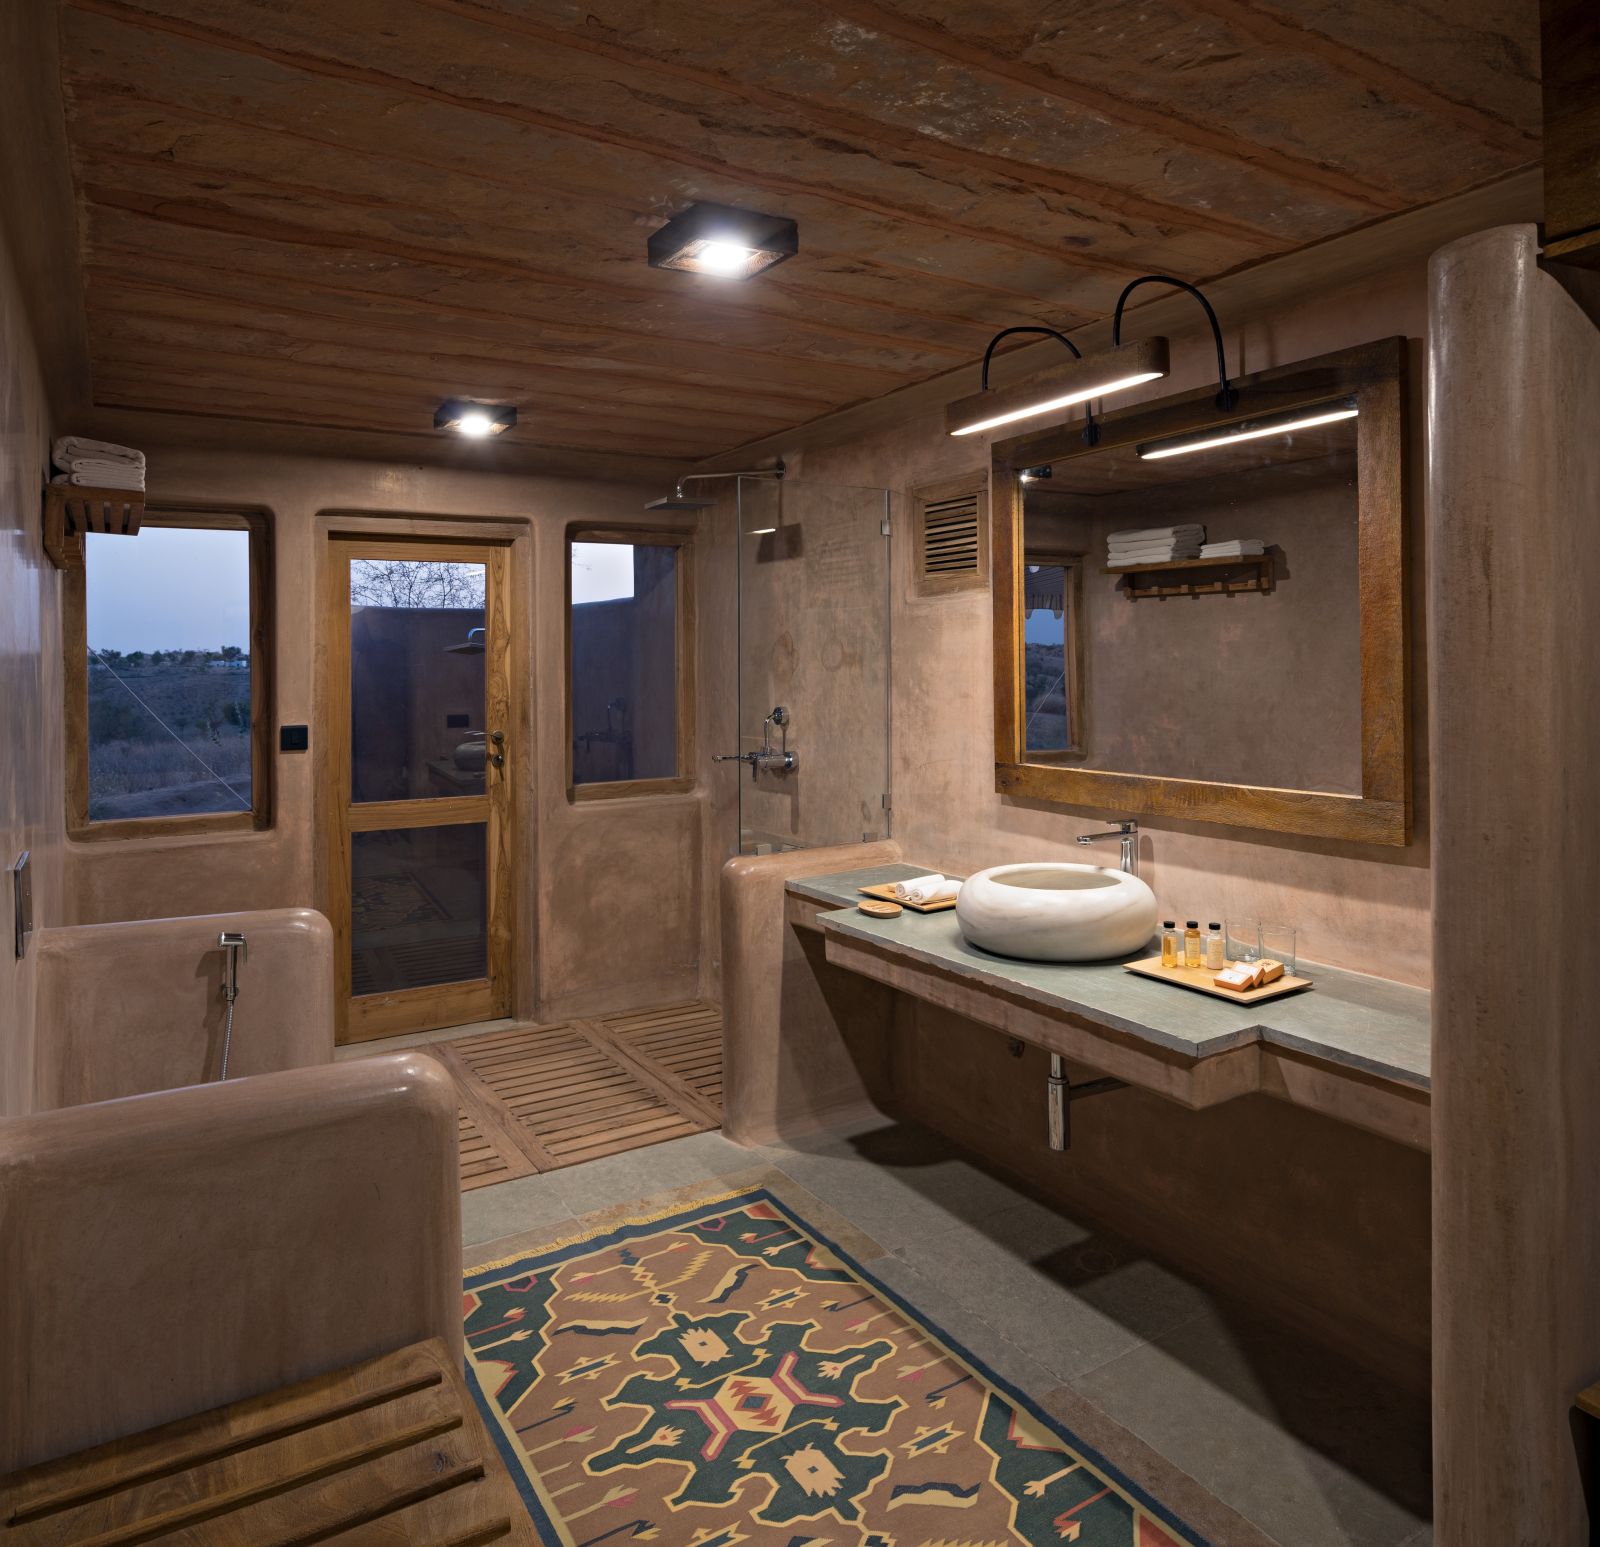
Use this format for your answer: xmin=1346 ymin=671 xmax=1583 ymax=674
xmin=955 ymin=862 xmax=1159 ymax=962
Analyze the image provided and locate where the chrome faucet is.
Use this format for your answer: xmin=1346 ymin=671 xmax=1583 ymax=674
xmin=1077 ymin=820 xmax=1139 ymax=877
xmin=714 ymin=706 xmax=799 ymax=782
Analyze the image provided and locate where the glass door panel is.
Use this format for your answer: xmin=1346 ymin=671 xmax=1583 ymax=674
xmin=735 ymin=479 xmax=891 ymax=855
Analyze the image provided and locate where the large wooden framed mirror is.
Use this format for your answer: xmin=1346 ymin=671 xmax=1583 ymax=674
xmin=991 ymin=337 xmax=1410 ymax=846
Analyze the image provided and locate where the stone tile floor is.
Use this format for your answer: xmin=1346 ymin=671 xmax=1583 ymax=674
xmin=463 ymin=1114 xmax=1433 ymax=1547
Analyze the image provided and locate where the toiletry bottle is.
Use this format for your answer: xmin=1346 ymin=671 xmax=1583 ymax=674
xmin=1160 ymin=921 xmax=1180 ymax=968
xmin=1183 ymin=921 xmax=1202 ymax=969
xmin=1205 ymin=922 xmax=1225 ymax=970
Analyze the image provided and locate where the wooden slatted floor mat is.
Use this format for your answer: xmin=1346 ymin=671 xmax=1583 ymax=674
xmin=414 ymin=1002 xmax=723 ymax=1192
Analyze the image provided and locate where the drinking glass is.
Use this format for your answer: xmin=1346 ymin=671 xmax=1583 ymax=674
xmin=1224 ymin=918 xmax=1260 ymax=964
xmin=1259 ymin=923 xmax=1298 ymax=975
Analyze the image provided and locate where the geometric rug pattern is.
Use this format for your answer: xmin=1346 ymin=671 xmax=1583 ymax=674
xmin=463 ymin=1190 xmax=1206 ymax=1546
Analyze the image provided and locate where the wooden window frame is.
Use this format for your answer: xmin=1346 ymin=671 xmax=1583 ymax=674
xmin=1020 ymin=547 xmax=1087 ymax=761
xmin=565 ymin=524 xmax=696 ymax=803
xmin=910 ymin=472 xmax=989 ymax=598
xmin=991 ymin=336 xmax=1410 ymax=847
xmin=64 ymin=507 xmax=274 ymax=842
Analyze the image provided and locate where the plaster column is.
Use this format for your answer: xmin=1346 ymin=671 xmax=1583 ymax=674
xmin=1429 ymin=224 xmax=1600 ymax=1541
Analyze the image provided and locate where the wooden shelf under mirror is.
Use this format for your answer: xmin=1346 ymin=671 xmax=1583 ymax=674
xmin=1104 ymin=553 xmax=1273 ymax=599
xmin=990 ymin=336 xmax=1410 ymax=847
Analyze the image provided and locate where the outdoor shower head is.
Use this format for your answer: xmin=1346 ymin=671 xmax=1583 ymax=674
xmin=445 ymin=627 xmax=486 ymax=655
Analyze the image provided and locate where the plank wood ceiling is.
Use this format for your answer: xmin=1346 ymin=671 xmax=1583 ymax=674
xmin=55 ymin=0 xmax=1539 ymax=471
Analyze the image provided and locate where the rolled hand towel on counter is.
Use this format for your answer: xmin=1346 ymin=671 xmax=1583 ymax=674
xmin=893 ymin=872 xmax=946 ymax=900
xmin=1197 ymin=539 xmax=1265 ymax=558
xmin=905 ymin=878 xmax=962 ymax=904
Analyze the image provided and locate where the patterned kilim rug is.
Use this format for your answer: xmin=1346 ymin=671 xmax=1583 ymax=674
xmin=463 ymin=1189 xmax=1207 ymax=1546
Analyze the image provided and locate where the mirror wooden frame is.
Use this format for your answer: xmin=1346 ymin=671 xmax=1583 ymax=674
xmin=990 ymin=336 xmax=1410 ymax=846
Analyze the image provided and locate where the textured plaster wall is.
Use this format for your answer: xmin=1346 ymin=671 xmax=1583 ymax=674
xmin=0 ymin=224 xmax=63 ymax=1117
xmin=62 ymin=448 xmax=713 ymax=1022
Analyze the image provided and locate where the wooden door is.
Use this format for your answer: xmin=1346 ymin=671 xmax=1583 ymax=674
xmin=324 ymin=537 xmax=514 ymax=1042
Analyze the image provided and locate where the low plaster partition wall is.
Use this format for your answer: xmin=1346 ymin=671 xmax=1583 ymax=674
xmin=721 ymin=840 xmax=902 ymax=1145
xmin=1429 ymin=226 xmax=1600 ymax=1542
xmin=0 ymin=1053 xmax=461 ymax=1472
xmin=32 ymin=907 xmax=334 ymax=1112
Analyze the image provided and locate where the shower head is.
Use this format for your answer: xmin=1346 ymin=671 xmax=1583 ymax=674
xmin=644 ymin=463 xmax=784 ymax=512
xmin=445 ymin=627 xmax=486 ymax=655
xmin=644 ymin=491 xmax=716 ymax=511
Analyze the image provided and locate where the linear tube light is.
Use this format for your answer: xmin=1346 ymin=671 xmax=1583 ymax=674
xmin=946 ymin=335 xmax=1168 ymax=438
xmin=1138 ymin=402 xmax=1358 ymax=461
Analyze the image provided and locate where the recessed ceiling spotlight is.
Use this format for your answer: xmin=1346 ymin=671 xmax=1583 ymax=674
xmin=647 ymin=202 xmax=798 ymax=280
xmin=434 ymin=399 xmax=516 ymax=438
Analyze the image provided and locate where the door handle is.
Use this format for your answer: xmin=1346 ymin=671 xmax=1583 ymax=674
xmin=489 ymin=730 xmax=505 ymax=768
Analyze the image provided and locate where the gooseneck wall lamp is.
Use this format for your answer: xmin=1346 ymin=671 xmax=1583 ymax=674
xmin=945 ymin=324 xmax=1167 ymax=440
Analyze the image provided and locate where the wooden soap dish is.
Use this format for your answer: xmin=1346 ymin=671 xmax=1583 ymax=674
xmin=1124 ymin=956 xmax=1312 ymax=1004
xmin=858 ymin=898 xmax=903 ymax=919
xmin=857 ymin=883 xmax=958 ymax=915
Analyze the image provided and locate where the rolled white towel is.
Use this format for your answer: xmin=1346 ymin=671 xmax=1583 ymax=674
xmin=52 ymin=436 xmax=145 ymax=470
xmin=1108 ymin=524 xmax=1204 ymax=544
xmin=905 ymin=878 xmax=961 ymax=905
xmin=893 ymin=872 xmax=945 ymax=901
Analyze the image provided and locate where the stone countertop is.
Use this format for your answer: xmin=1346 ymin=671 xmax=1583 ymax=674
xmin=788 ymin=863 xmax=1431 ymax=1091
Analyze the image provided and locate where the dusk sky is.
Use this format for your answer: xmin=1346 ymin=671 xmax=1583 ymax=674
xmin=85 ymin=527 xmax=250 ymax=653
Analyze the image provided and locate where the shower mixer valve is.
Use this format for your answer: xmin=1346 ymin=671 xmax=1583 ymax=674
xmin=714 ymin=705 xmax=799 ymax=781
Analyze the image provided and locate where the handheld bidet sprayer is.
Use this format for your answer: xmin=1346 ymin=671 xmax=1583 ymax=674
xmin=217 ymin=931 xmax=247 ymax=1080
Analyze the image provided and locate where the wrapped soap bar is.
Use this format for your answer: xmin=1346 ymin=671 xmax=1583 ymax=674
xmin=1214 ymin=963 xmax=1258 ymax=992
xmin=1257 ymin=958 xmax=1285 ymax=984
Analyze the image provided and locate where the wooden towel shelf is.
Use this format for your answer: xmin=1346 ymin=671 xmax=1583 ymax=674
xmin=41 ymin=484 xmax=145 ymax=569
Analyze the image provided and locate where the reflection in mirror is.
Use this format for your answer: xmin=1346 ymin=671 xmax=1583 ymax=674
xmin=1021 ymin=412 xmax=1361 ymax=794
xmin=1022 ymin=555 xmax=1083 ymax=757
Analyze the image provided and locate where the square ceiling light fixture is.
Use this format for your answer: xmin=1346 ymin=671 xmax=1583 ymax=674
xmin=647 ymin=202 xmax=798 ymax=279
xmin=434 ymin=399 xmax=517 ymax=438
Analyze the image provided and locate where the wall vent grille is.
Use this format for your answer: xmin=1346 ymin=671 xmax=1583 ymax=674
xmin=912 ymin=476 xmax=988 ymax=597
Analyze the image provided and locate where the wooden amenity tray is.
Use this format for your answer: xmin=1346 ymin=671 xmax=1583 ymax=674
xmin=858 ymin=882 xmax=959 ymax=914
xmin=1123 ymin=955 xmax=1313 ymax=1004
xmin=0 ymin=1337 xmax=536 ymax=1546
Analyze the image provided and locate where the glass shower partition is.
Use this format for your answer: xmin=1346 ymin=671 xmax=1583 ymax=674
xmin=735 ymin=478 xmax=892 ymax=855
